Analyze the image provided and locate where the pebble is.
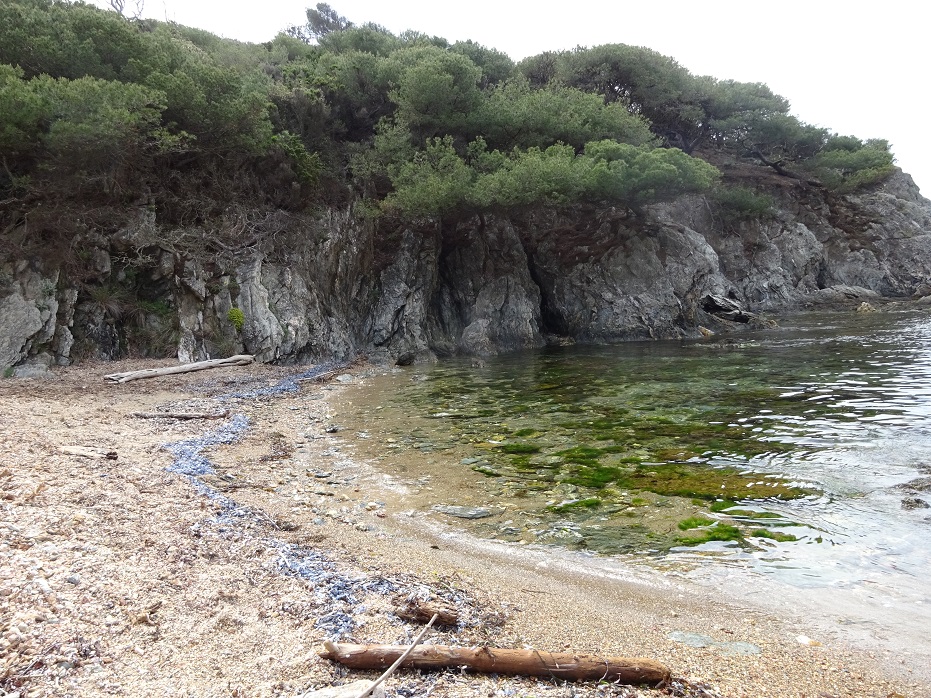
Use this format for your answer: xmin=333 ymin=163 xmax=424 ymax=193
xmin=796 ymin=635 xmax=823 ymax=647
xmin=65 ymin=574 xmax=82 ymax=585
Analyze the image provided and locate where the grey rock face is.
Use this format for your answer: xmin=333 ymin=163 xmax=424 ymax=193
xmin=174 ymin=208 xmax=371 ymax=363
xmin=0 ymin=264 xmax=60 ymax=371
xmin=527 ymin=211 xmax=727 ymax=341
xmin=369 ymin=228 xmax=439 ymax=363
xmin=806 ymin=285 xmax=880 ymax=304
xmin=4 ymin=170 xmax=931 ymax=368
xmin=1 ymin=291 xmax=44 ymax=371
xmin=11 ymin=353 xmax=54 ymax=378
xmin=52 ymin=287 xmax=78 ymax=366
xmin=434 ymin=218 xmax=544 ymax=355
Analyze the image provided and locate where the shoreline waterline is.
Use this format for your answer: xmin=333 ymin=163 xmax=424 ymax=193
xmin=2 ymin=350 xmax=929 ymax=696
xmin=323 ymin=309 xmax=931 ymax=681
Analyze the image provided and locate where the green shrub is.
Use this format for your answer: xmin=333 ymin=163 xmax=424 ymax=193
xmin=712 ymin=186 xmax=775 ymax=221
xmin=806 ymin=137 xmax=895 ymax=192
xmin=227 ymin=307 xmax=245 ymax=331
xmin=272 ymin=131 xmax=322 ymax=184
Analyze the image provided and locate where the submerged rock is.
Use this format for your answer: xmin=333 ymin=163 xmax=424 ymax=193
xmin=895 ymin=477 xmax=931 ymax=493
xmin=667 ymin=630 xmax=761 ymax=656
xmin=431 ymin=505 xmax=502 ymax=519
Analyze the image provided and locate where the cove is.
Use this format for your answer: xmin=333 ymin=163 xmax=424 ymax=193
xmin=335 ymin=310 xmax=931 ymax=639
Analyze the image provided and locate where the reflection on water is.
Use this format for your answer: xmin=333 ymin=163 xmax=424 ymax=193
xmin=337 ymin=310 xmax=931 ymax=642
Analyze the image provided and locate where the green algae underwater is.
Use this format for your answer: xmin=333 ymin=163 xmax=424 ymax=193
xmin=337 ymin=311 xmax=930 ymax=557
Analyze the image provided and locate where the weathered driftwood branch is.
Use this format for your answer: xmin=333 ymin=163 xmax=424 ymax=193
xmin=131 ymin=410 xmax=230 ymax=420
xmin=319 ymin=643 xmax=670 ymax=686
xmin=297 ymin=370 xmax=338 ymax=383
xmin=103 ymin=355 xmax=254 ymax=384
xmin=395 ymin=599 xmax=459 ymax=626
xmin=59 ymin=446 xmax=118 ymax=460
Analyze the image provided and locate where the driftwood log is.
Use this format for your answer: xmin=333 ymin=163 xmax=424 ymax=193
xmin=319 ymin=643 xmax=670 ymax=686
xmin=131 ymin=410 xmax=230 ymax=420
xmin=103 ymin=355 xmax=254 ymax=384
xmin=297 ymin=370 xmax=338 ymax=383
xmin=59 ymin=446 xmax=118 ymax=460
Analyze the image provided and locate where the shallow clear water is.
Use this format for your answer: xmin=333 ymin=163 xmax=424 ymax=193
xmin=337 ymin=310 xmax=931 ymax=646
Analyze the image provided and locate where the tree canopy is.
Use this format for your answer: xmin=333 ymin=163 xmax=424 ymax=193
xmin=0 ymin=0 xmax=898 ymax=242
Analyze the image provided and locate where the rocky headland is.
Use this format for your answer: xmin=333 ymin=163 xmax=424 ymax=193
xmin=4 ymin=168 xmax=931 ymax=376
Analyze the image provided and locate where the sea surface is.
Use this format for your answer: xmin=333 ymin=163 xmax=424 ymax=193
xmin=335 ymin=310 xmax=931 ymax=658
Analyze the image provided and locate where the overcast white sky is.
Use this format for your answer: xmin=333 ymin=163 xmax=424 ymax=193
xmin=89 ymin=0 xmax=930 ymax=193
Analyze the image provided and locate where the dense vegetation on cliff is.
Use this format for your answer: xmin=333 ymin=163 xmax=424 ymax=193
xmin=1 ymin=0 xmax=897 ymax=259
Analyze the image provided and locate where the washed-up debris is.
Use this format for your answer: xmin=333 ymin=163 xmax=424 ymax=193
xmin=133 ymin=410 xmax=230 ymax=420
xmin=297 ymin=679 xmax=384 ymax=698
xmin=158 ymin=362 xmax=435 ymax=640
xmin=320 ymin=642 xmax=671 ymax=685
xmin=395 ymin=599 xmax=459 ymax=626
xmin=795 ymin=635 xmax=822 ymax=647
xmin=58 ymin=446 xmax=117 ymax=460
xmin=222 ymin=362 xmax=346 ymax=400
xmin=664 ymin=679 xmax=726 ymax=698
xmin=316 ymin=615 xmax=439 ymax=698
xmin=104 ymin=355 xmax=254 ymax=383
xmin=165 ymin=414 xmax=251 ymax=477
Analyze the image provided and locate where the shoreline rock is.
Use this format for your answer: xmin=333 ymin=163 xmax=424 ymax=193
xmin=4 ymin=172 xmax=931 ymax=372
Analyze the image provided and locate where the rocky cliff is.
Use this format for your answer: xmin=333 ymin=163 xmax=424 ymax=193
xmin=3 ymin=169 xmax=930 ymax=375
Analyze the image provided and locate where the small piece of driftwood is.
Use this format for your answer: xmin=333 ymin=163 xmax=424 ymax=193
xmin=319 ymin=643 xmax=670 ymax=686
xmin=297 ymin=680 xmax=384 ymax=698
xmin=351 ymin=613 xmax=438 ymax=698
xmin=395 ymin=599 xmax=459 ymax=626
xmin=131 ymin=410 xmax=230 ymax=420
xmin=103 ymin=355 xmax=254 ymax=384
xmin=297 ymin=370 xmax=338 ymax=383
xmin=59 ymin=446 xmax=118 ymax=460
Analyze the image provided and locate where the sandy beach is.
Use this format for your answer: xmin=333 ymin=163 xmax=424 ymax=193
xmin=1 ymin=359 xmax=928 ymax=698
